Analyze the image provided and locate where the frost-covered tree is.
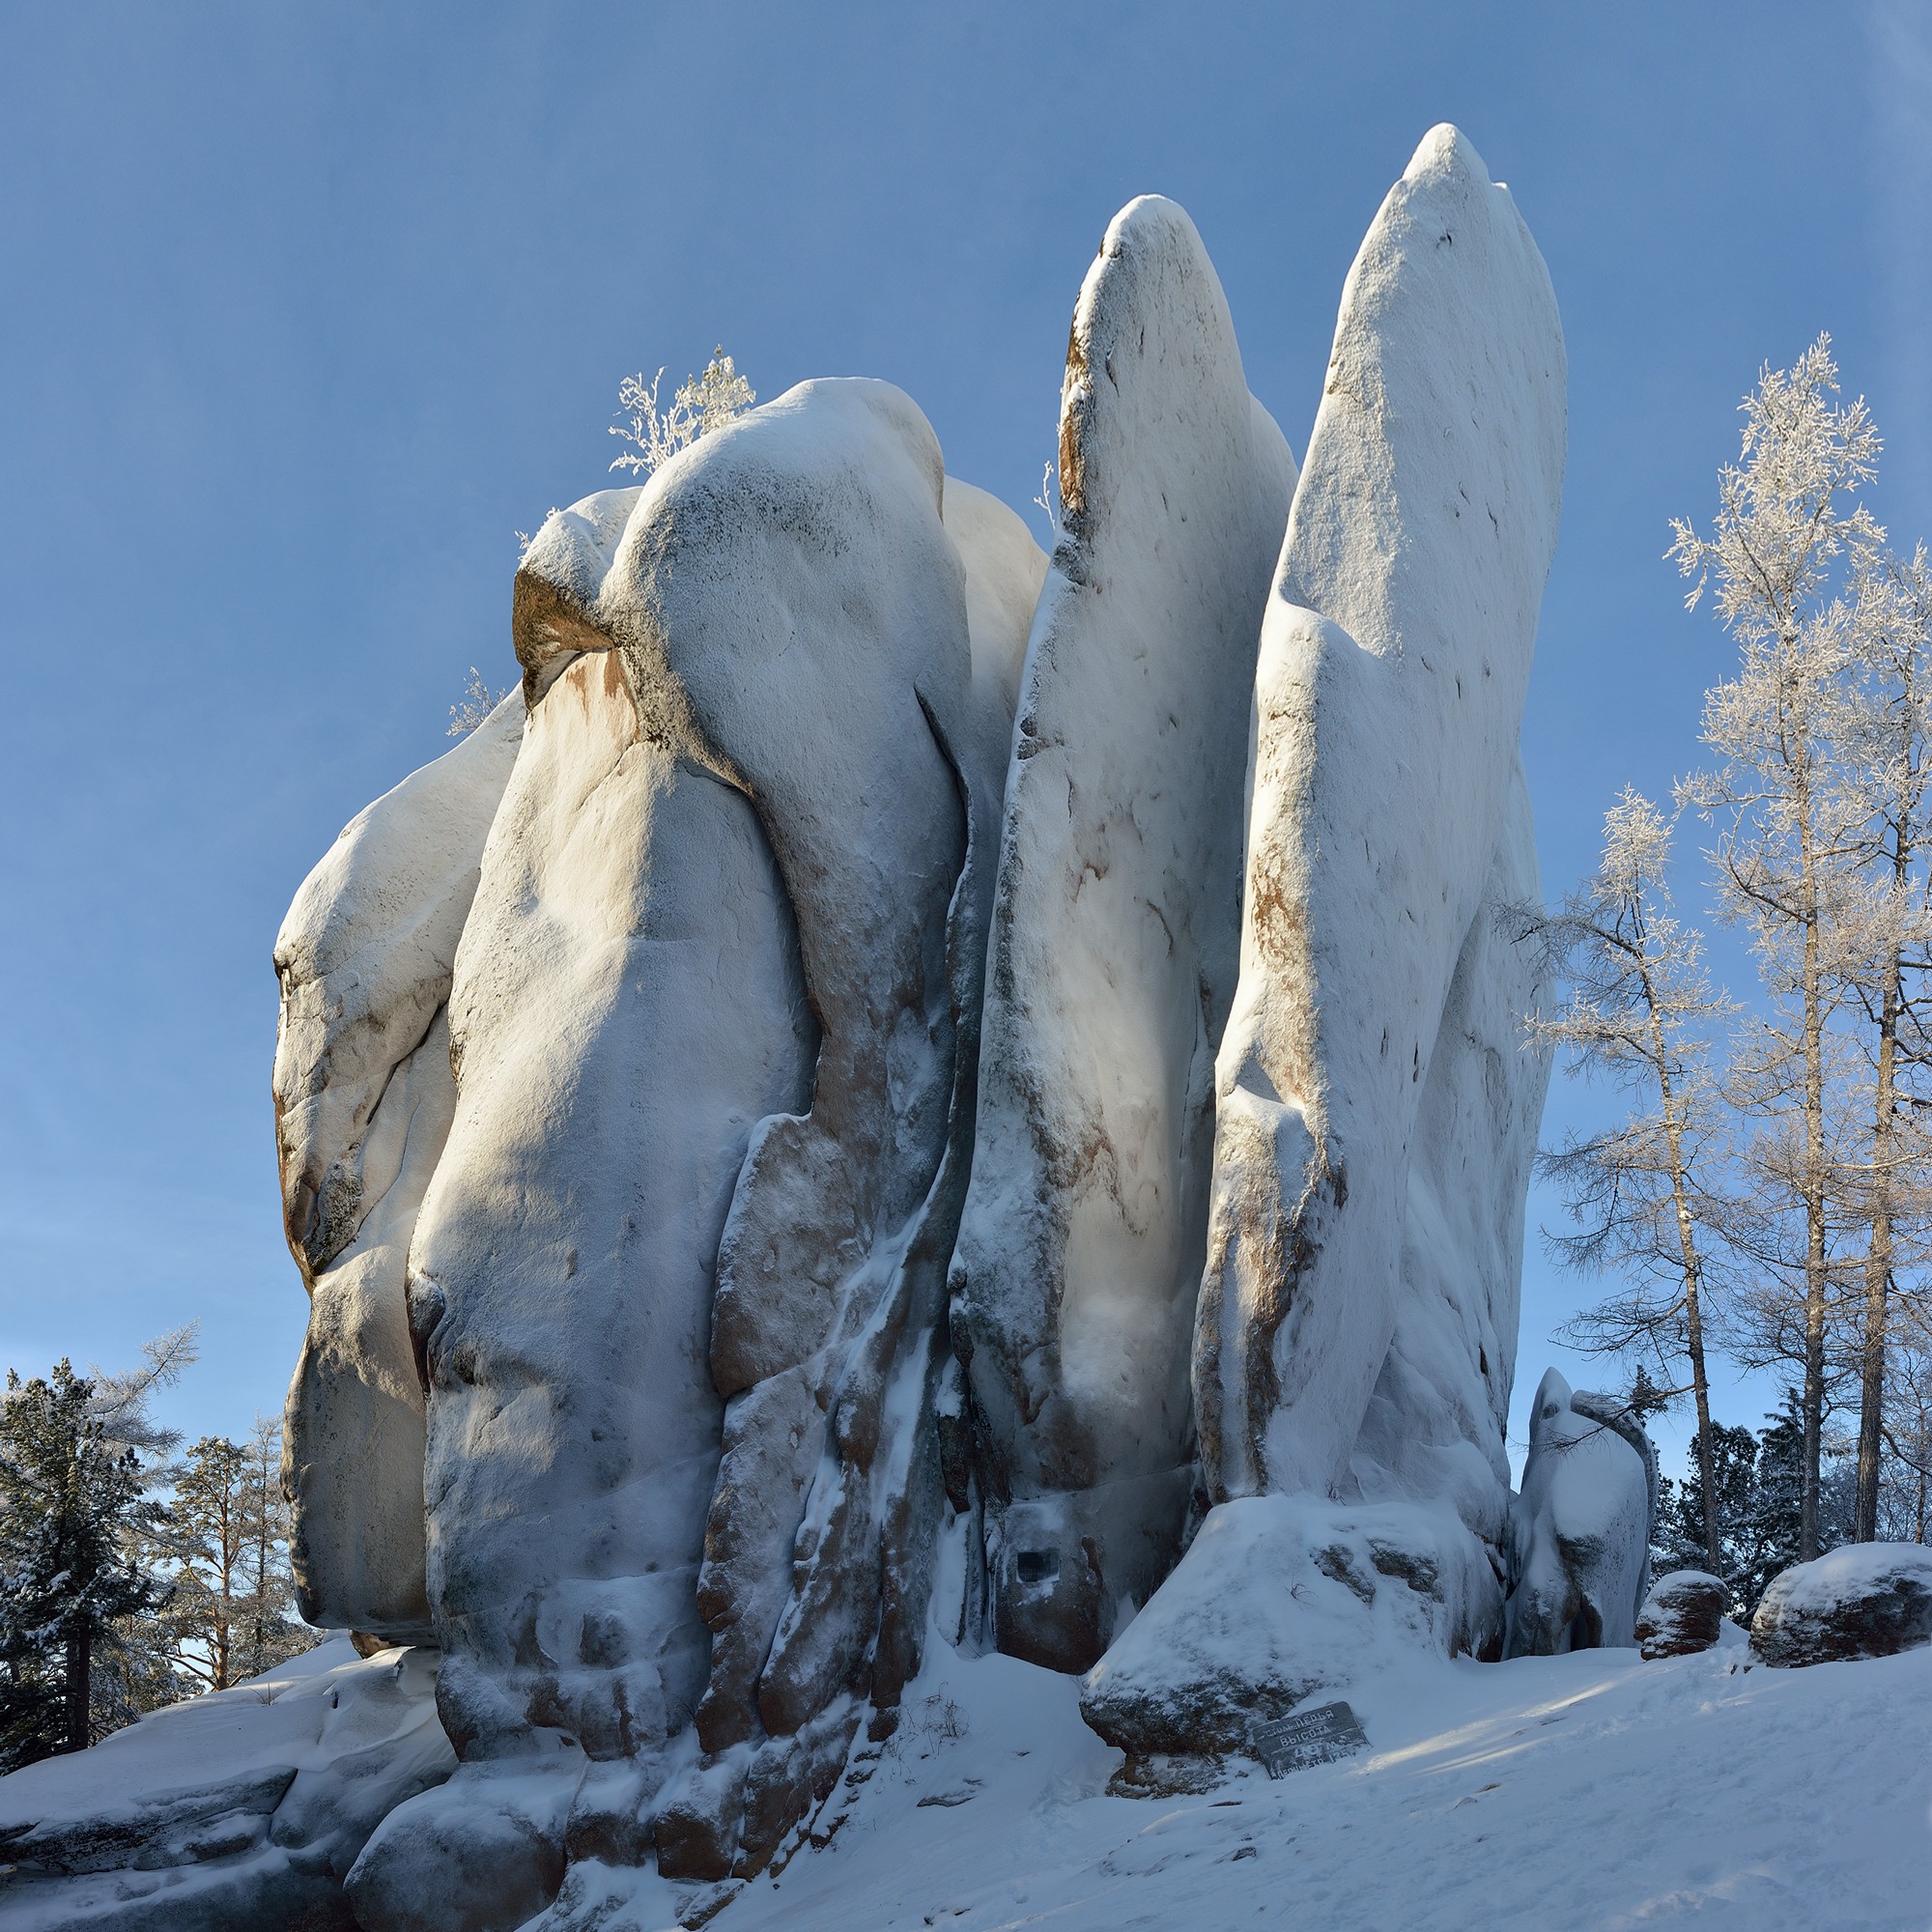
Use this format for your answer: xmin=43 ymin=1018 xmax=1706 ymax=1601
xmin=1527 ymin=789 xmax=1736 ymax=1570
xmin=448 ymin=667 xmax=513 ymax=738
xmin=154 ymin=1416 xmax=315 ymax=1693
xmin=1835 ymin=541 xmax=1932 ymax=1539
xmin=162 ymin=1435 xmax=248 ymax=1691
xmin=235 ymin=1414 xmax=312 ymax=1681
xmin=609 ymin=346 xmax=754 ymax=477
xmin=80 ymin=1326 xmax=195 ymax=1734
xmin=0 ymin=1363 xmax=164 ymax=1765
xmin=1675 ymin=335 xmax=1884 ymax=1559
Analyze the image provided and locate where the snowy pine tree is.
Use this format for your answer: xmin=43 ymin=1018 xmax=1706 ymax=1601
xmin=0 ymin=1363 xmax=165 ymax=1765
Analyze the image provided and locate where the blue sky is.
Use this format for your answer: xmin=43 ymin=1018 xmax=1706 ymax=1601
xmin=2 ymin=3 xmax=1928 ymax=1484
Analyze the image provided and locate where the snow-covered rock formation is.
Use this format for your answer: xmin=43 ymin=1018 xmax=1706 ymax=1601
xmin=1504 ymin=1371 xmax=1655 ymax=1657
xmin=5 ymin=123 xmax=1584 ymax=1932
xmin=952 ymin=194 xmax=1297 ymax=1674
xmin=1636 ymin=1570 xmax=1727 ymax=1659
xmin=1082 ymin=125 xmax=1563 ymax=1753
xmin=0 ymin=1640 xmax=449 ymax=1931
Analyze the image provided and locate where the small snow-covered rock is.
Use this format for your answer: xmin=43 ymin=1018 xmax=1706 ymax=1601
xmin=1636 ymin=1571 xmax=1727 ymax=1660
xmin=952 ymin=192 xmax=1296 ymax=1675
xmin=1749 ymin=1543 xmax=1932 ymax=1667
xmin=1505 ymin=1372 xmax=1653 ymax=1656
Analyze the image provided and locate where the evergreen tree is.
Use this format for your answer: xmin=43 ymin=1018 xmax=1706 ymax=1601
xmin=0 ymin=1363 xmax=164 ymax=1766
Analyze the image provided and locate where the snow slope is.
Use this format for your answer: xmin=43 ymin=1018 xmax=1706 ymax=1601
xmin=546 ymin=1633 xmax=1932 ymax=1932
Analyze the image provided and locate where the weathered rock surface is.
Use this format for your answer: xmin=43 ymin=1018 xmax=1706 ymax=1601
xmin=1749 ymin=1543 xmax=1932 ymax=1667
xmin=1191 ymin=125 xmax=1565 ymax=1510
xmin=952 ymin=193 xmax=1297 ymax=1674
xmin=1505 ymin=1372 xmax=1654 ymax=1656
xmin=273 ymin=696 xmax=524 ymax=1639
xmin=0 ymin=1641 xmax=448 ymax=1932
xmin=1636 ymin=1570 xmax=1727 ymax=1660
xmin=351 ymin=647 xmax=818 ymax=1923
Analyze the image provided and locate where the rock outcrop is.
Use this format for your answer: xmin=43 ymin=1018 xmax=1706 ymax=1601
xmin=1191 ymin=124 xmax=1565 ymax=1513
xmin=952 ymin=194 xmax=1297 ymax=1675
xmin=1750 ymin=1544 xmax=1932 ymax=1667
xmin=14 ymin=120 xmax=1576 ymax=1932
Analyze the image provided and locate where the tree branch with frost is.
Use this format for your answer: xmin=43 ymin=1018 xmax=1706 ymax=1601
xmin=608 ymin=347 xmax=755 ymax=478
xmin=448 ymin=667 xmax=513 ymax=738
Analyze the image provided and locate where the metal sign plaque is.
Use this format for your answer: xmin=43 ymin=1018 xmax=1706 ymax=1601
xmin=1250 ymin=1699 xmax=1370 ymax=1776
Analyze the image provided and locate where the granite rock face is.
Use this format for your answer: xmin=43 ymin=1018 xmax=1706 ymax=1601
xmin=1749 ymin=1545 xmax=1932 ymax=1667
xmin=1192 ymin=125 xmax=1564 ymax=1514
xmin=273 ymin=696 xmax=524 ymax=1642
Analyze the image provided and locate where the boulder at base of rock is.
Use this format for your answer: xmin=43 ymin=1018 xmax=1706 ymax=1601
xmin=1636 ymin=1571 xmax=1726 ymax=1660
xmin=1749 ymin=1543 xmax=1932 ymax=1667
xmin=1079 ymin=1494 xmax=1497 ymax=1790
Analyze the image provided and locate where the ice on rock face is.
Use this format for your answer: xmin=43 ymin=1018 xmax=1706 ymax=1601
xmin=1505 ymin=1371 xmax=1654 ymax=1657
xmin=1191 ymin=125 xmax=1565 ymax=1509
xmin=951 ymin=194 xmax=1297 ymax=1674
xmin=272 ymin=695 xmax=524 ymax=1637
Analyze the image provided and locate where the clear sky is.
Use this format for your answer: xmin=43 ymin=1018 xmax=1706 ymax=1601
xmin=2 ymin=2 xmax=1928 ymax=1484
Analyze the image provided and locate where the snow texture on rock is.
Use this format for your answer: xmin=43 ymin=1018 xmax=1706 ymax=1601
xmin=1505 ymin=1370 xmax=1653 ymax=1657
xmin=273 ymin=696 xmax=524 ymax=1638
xmin=0 ymin=1640 xmax=448 ymax=1931
xmin=1350 ymin=761 xmax=1550 ymax=1567
xmin=1636 ymin=1570 xmax=1727 ymax=1660
xmin=1749 ymin=1542 xmax=1932 ymax=1666
xmin=1078 ymin=1494 xmax=1499 ymax=1783
xmin=1190 ymin=125 xmax=1564 ymax=1511
xmin=952 ymin=193 xmax=1297 ymax=1675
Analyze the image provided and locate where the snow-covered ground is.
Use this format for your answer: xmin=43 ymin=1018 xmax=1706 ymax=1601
xmin=577 ymin=1633 xmax=1931 ymax=1932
